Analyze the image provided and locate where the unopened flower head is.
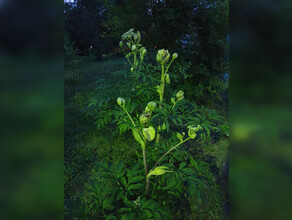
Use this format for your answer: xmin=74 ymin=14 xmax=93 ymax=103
xmin=140 ymin=114 xmax=149 ymax=124
xmin=156 ymin=49 xmax=170 ymax=64
xmin=117 ymin=97 xmax=126 ymax=107
xmin=176 ymin=90 xmax=184 ymax=99
xmin=172 ymin=53 xmax=178 ymax=59
xmin=147 ymin=101 xmax=156 ymax=111
xmin=132 ymin=45 xmax=136 ymax=51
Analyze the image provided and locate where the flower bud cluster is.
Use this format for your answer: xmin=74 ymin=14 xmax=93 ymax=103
xmin=176 ymin=90 xmax=184 ymax=100
xmin=171 ymin=90 xmax=184 ymax=110
xmin=156 ymin=50 xmax=178 ymax=64
xmin=176 ymin=132 xmax=185 ymax=142
xmin=187 ymin=125 xmax=202 ymax=139
xmin=140 ymin=101 xmax=156 ymax=124
xmin=156 ymin=49 xmax=170 ymax=64
xmin=120 ymin=29 xmax=141 ymax=49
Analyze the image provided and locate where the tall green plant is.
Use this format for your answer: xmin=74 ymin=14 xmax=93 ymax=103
xmin=116 ymin=29 xmax=204 ymax=197
xmin=155 ymin=49 xmax=178 ymax=142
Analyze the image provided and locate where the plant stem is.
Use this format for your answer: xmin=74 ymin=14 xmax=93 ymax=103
xmin=133 ymin=52 xmax=138 ymax=84
xmin=146 ymin=177 xmax=150 ymax=197
xmin=171 ymin=102 xmax=177 ymax=111
xmin=159 ymin=64 xmax=165 ymax=107
xmin=138 ymin=57 xmax=144 ymax=73
xmin=123 ymin=107 xmax=136 ymax=127
xmin=153 ymin=137 xmax=191 ymax=169
xmin=121 ymin=48 xmax=133 ymax=67
xmin=151 ymin=176 xmax=160 ymax=196
xmin=164 ymin=58 xmax=174 ymax=76
xmin=142 ymin=143 xmax=150 ymax=197
xmin=142 ymin=148 xmax=148 ymax=174
xmin=156 ymin=64 xmax=165 ymax=143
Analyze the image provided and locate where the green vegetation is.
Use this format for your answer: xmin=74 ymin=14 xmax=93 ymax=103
xmin=65 ymin=29 xmax=229 ymax=219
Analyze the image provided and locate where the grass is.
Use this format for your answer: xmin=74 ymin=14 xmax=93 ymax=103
xmin=65 ymin=56 xmax=133 ymax=200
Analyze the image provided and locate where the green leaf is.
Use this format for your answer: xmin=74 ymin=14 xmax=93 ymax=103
xmin=142 ymin=126 xmax=156 ymax=141
xmin=165 ymin=120 xmax=169 ymax=132
xmin=106 ymin=215 xmax=117 ymax=220
xmin=123 ymin=199 xmax=135 ymax=208
xmin=127 ymin=183 xmax=144 ymax=190
xmin=181 ymin=167 xmax=194 ymax=175
xmin=116 ymin=169 xmax=125 ymax=179
xmin=190 ymin=158 xmax=199 ymax=170
xmin=120 ymin=177 xmax=127 ymax=187
xmin=117 ymin=207 xmax=132 ymax=213
xmin=141 ymin=199 xmax=157 ymax=210
xmin=147 ymin=166 xmax=172 ymax=178
xmin=132 ymin=128 xmax=145 ymax=149
xmin=166 ymin=175 xmax=176 ymax=188
xmin=125 ymin=53 xmax=132 ymax=58
xmin=179 ymin=162 xmax=187 ymax=169
xmin=142 ymin=209 xmax=152 ymax=218
xmin=121 ymin=213 xmax=135 ymax=220
xmin=103 ymin=197 xmax=114 ymax=210
xmin=129 ymin=176 xmax=144 ymax=184
xmin=152 ymin=211 xmax=162 ymax=220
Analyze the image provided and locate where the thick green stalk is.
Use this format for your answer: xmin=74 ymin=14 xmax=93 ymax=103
xmin=159 ymin=64 xmax=165 ymax=106
xmin=141 ymin=122 xmax=150 ymax=196
xmin=124 ymin=106 xmax=149 ymax=196
xmin=156 ymin=64 xmax=165 ymax=143
xmin=133 ymin=52 xmax=138 ymax=84
xmin=146 ymin=177 xmax=150 ymax=197
xmin=143 ymin=147 xmax=150 ymax=196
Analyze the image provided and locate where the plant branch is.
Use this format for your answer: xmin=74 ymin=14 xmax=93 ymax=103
xmin=153 ymin=137 xmax=191 ymax=169
xmin=123 ymin=107 xmax=136 ymax=127
xmin=121 ymin=48 xmax=133 ymax=67
xmin=164 ymin=58 xmax=174 ymax=76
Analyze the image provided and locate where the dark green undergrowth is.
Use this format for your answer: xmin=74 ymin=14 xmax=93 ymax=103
xmin=65 ymin=56 xmax=229 ymax=219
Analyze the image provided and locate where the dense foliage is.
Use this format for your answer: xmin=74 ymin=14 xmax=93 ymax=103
xmin=65 ymin=28 xmax=229 ymax=219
